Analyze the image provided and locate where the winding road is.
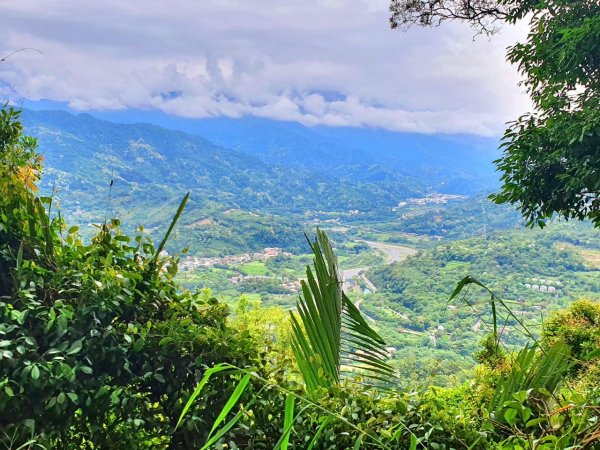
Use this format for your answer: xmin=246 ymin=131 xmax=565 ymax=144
xmin=341 ymin=241 xmax=417 ymax=291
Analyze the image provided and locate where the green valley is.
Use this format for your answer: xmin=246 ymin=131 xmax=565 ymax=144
xmin=20 ymin=109 xmax=599 ymax=390
xmin=3 ymin=0 xmax=600 ymax=446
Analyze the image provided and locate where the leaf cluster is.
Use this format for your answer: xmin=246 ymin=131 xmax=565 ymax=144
xmin=0 ymin=108 xmax=259 ymax=448
xmin=493 ymin=1 xmax=600 ymax=228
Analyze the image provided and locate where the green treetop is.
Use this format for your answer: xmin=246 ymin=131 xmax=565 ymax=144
xmin=390 ymin=0 xmax=600 ymax=227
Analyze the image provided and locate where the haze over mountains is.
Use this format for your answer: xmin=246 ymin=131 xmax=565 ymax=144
xmin=58 ymin=105 xmax=502 ymax=191
xmin=21 ymin=108 xmax=503 ymax=254
xmin=24 ymin=108 xmax=500 ymax=200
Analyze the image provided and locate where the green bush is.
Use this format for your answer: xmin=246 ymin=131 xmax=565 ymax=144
xmin=0 ymin=107 xmax=258 ymax=448
xmin=1 ymin=105 xmax=599 ymax=449
xmin=542 ymin=299 xmax=600 ymax=362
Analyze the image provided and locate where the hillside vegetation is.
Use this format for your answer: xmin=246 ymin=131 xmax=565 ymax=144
xmin=23 ymin=106 xmax=600 ymax=392
xmin=23 ymin=108 xmax=503 ymax=256
xmin=2 ymin=107 xmax=599 ymax=448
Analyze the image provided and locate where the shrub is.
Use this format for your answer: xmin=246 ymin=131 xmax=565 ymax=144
xmin=0 ymin=107 xmax=258 ymax=448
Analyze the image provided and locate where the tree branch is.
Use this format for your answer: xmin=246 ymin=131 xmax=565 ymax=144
xmin=0 ymin=48 xmax=43 ymax=64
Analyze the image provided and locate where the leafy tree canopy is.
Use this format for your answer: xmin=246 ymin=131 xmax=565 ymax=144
xmin=390 ymin=0 xmax=600 ymax=227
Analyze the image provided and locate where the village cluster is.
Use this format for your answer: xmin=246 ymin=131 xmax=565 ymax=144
xmin=179 ymin=247 xmax=291 ymax=271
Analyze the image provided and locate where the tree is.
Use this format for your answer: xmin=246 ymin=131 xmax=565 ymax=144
xmin=0 ymin=107 xmax=260 ymax=448
xmin=390 ymin=1 xmax=600 ymax=227
xmin=389 ymin=0 xmax=510 ymax=35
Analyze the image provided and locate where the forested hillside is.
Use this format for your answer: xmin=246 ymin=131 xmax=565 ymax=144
xmin=161 ymin=116 xmax=500 ymax=195
xmin=364 ymin=223 xmax=600 ymax=385
xmin=1 ymin=0 xmax=599 ymax=446
xmin=2 ymin=106 xmax=599 ymax=448
xmin=54 ymin=108 xmax=501 ymax=194
xmin=23 ymin=109 xmax=417 ymax=215
xmin=19 ymin=108 xmax=508 ymax=257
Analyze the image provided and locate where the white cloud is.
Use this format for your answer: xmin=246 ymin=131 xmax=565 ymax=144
xmin=0 ymin=0 xmax=531 ymax=135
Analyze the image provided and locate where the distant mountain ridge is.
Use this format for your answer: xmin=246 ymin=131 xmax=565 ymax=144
xmin=20 ymin=108 xmax=502 ymax=254
xmin=23 ymin=109 xmax=426 ymax=215
xmin=186 ymin=116 xmax=501 ymax=194
xmin=77 ymin=109 xmax=502 ymax=194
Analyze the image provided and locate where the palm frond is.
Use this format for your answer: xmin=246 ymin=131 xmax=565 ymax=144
xmin=290 ymin=229 xmax=395 ymax=393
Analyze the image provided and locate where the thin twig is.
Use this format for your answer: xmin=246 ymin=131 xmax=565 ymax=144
xmin=0 ymin=48 xmax=43 ymax=63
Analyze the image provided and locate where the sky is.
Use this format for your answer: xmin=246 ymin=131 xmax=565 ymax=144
xmin=0 ymin=0 xmax=531 ymax=136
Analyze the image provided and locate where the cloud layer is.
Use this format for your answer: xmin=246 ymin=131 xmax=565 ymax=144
xmin=0 ymin=0 xmax=531 ymax=135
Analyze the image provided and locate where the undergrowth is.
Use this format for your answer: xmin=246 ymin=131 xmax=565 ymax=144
xmin=1 ymin=106 xmax=599 ymax=449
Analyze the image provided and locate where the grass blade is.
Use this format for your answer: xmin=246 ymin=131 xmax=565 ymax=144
xmin=176 ymin=363 xmax=234 ymax=429
xmin=153 ymin=192 xmax=189 ymax=268
xmin=273 ymin=394 xmax=295 ymax=450
xmin=199 ymin=394 xmax=259 ymax=450
xmin=206 ymin=373 xmax=252 ymax=440
xmin=306 ymin=416 xmax=331 ymax=450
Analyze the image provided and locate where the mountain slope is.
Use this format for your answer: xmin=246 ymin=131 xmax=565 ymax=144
xmin=21 ymin=108 xmax=501 ymax=254
xmin=54 ymin=106 xmax=503 ymax=193
xmin=177 ymin=116 xmax=502 ymax=194
xmin=23 ymin=109 xmax=423 ymax=219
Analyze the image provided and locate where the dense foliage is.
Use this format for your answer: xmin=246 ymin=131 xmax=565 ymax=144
xmin=2 ymin=107 xmax=599 ymax=448
xmin=493 ymin=0 xmax=600 ymax=228
xmin=0 ymin=107 xmax=260 ymax=448
xmin=391 ymin=0 xmax=600 ymax=228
